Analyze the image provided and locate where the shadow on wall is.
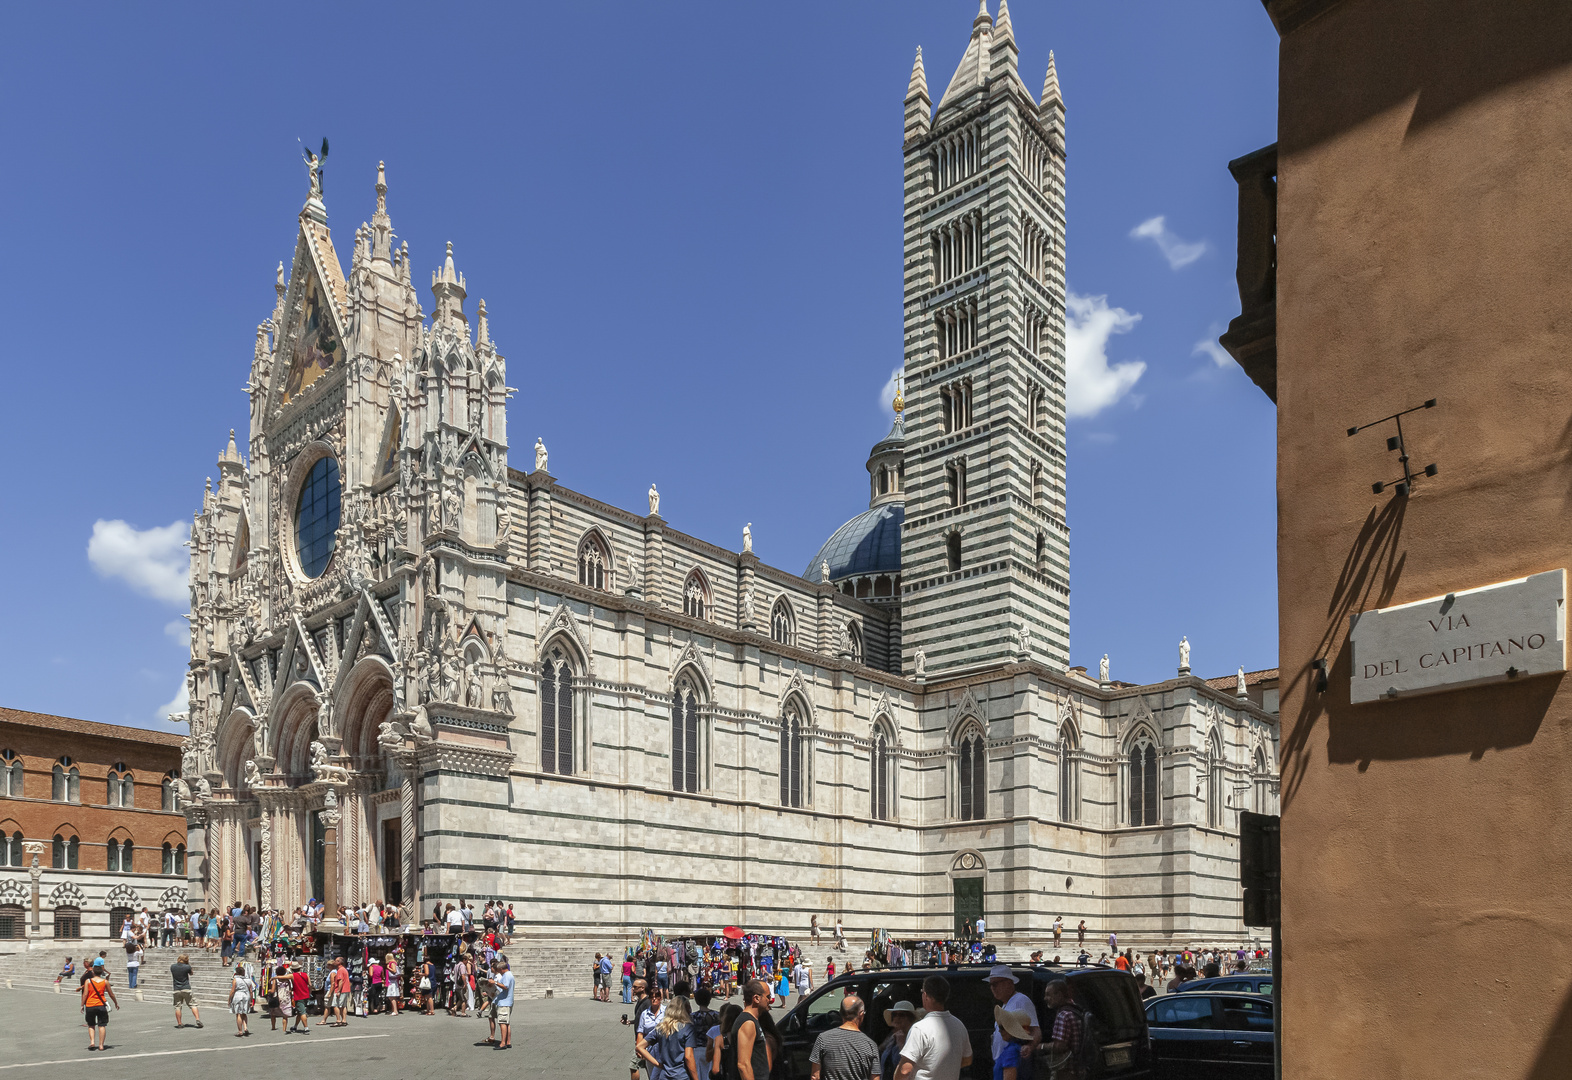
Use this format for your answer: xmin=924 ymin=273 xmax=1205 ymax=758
xmin=1281 ymin=498 xmax=1407 ymax=806
xmin=1528 ymin=977 xmax=1572 ymax=1080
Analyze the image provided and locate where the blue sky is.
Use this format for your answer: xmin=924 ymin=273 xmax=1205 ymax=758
xmin=0 ymin=2 xmax=1279 ymax=731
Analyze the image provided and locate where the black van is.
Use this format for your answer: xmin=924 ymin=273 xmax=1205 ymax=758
xmin=776 ymin=964 xmax=1151 ymax=1079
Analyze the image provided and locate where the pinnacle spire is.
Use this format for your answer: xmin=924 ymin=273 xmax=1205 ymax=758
xmin=906 ymin=46 xmax=929 ymax=103
xmin=994 ymin=0 xmax=1013 ymax=44
xmin=939 ymin=0 xmax=994 ymax=112
xmin=477 ymin=299 xmax=490 ymax=347
xmin=1041 ymin=50 xmax=1063 ymax=111
xmin=974 ymin=0 xmax=991 ymax=31
xmin=371 ymin=160 xmax=393 ymax=264
xmin=431 ymin=241 xmax=468 ymax=328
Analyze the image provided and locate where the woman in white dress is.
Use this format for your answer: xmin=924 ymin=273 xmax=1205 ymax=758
xmin=230 ymin=963 xmax=255 ymax=1036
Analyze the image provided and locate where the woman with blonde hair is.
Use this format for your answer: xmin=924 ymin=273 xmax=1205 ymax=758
xmin=640 ymin=992 xmax=697 ymax=1080
xmin=384 ymin=953 xmax=403 ymax=1015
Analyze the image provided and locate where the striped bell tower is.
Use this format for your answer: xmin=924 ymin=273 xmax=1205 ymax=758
xmin=899 ymin=1 xmax=1071 ymax=675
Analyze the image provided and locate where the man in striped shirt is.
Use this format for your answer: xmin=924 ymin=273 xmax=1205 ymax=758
xmin=1042 ymin=980 xmax=1084 ymax=1079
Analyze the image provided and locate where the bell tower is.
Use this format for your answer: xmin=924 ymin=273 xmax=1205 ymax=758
xmin=899 ymin=1 xmax=1071 ymax=675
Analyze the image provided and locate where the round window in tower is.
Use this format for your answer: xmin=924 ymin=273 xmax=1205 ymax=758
xmin=295 ymin=456 xmax=341 ymax=578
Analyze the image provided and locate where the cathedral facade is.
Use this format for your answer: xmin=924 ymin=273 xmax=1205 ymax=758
xmin=176 ymin=4 xmax=1278 ymax=949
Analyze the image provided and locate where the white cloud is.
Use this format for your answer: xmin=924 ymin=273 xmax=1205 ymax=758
xmin=1192 ymin=335 xmax=1233 ymax=368
xmin=1065 ymin=292 xmax=1145 ymax=419
xmin=1130 ymin=215 xmax=1207 ymax=270
xmin=164 ymin=619 xmax=189 ymax=647
xmin=87 ymin=519 xmax=189 ymax=605
xmin=155 ymin=676 xmax=189 ymax=723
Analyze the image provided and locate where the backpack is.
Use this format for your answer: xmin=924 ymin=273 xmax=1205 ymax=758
xmin=1070 ymin=1004 xmax=1103 ymax=1074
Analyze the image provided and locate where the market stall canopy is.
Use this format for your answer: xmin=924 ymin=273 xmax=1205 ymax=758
xmin=723 ymin=926 xmax=744 ymax=940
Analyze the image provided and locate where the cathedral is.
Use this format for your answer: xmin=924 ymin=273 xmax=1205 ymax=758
xmin=175 ymin=3 xmax=1278 ymax=954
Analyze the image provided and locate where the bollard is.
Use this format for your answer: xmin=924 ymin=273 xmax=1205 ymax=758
xmin=54 ymin=982 xmax=60 ymax=994
xmin=136 ymin=987 xmax=144 ymax=1002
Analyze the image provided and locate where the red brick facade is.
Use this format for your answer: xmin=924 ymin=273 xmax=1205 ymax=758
xmin=0 ymin=708 xmax=185 ymax=875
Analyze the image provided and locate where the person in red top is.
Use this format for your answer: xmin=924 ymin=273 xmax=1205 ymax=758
xmin=826 ymin=957 xmax=836 ymax=983
xmin=287 ymin=961 xmax=312 ymax=1033
xmin=1113 ymin=951 xmax=1130 ymax=972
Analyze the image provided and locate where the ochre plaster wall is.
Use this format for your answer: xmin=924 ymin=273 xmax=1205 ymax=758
xmin=1274 ymin=2 xmax=1572 ymax=1077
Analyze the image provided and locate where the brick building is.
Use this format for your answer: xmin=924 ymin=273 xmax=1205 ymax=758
xmin=0 ymin=708 xmax=187 ymax=942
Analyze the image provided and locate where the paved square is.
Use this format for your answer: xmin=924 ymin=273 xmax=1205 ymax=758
xmin=0 ymin=984 xmax=635 ymax=1078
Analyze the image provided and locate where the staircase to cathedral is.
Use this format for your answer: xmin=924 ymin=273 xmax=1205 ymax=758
xmin=0 ymin=941 xmax=238 ymax=1003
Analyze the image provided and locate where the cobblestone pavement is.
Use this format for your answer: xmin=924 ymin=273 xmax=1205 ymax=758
xmin=0 ymin=984 xmax=656 ymax=1078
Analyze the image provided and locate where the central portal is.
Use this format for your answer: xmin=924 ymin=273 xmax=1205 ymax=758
xmin=953 ymin=877 xmax=983 ymax=939
xmin=310 ymin=811 xmax=326 ymax=902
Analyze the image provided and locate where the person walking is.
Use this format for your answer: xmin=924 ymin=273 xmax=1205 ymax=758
xmin=835 ymin=919 xmax=846 ymax=952
xmin=811 ymin=914 xmax=821 ymax=944
xmin=487 ymin=958 xmax=515 ymax=1050
xmin=731 ymin=980 xmax=774 ymax=1080
xmin=418 ymin=955 xmax=437 ymax=1015
xmin=368 ymin=954 xmax=386 ymax=1016
xmin=626 ymin=977 xmax=652 ymax=1080
xmin=894 ymin=977 xmax=972 ymax=1080
xmin=1076 ymin=920 xmax=1086 ymax=946
xmin=325 ymin=956 xmax=351 ymax=1026
xmin=287 ymin=961 xmax=312 ymax=1033
xmin=125 ymin=940 xmax=142 ymax=989
xmin=80 ymin=963 xmax=118 ymax=1052
xmin=1052 ymin=916 xmax=1063 ymax=949
xmin=792 ymin=956 xmax=813 ymax=1003
xmin=808 ymin=993 xmax=880 ymax=1080
xmin=599 ymin=951 xmax=615 ymax=1002
xmin=170 ymin=953 xmax=202 ymax=1029
xmin=641 ymin=991 xmax=697 ymax=1080
xmin=229 ymin=963 xmax=255 ymax=1037
xmin=622 ymin=953 xmax=636 ymax=1004
xmin=878 ymin=1001 xmax=920 ymax=1080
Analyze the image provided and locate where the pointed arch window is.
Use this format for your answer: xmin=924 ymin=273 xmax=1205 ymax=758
xmin=1206 ymin=735 xmax=1225 ymax=828
xmin=870 ymin=724 xmax=893 ymax=822
xmin=52 ymin=758 xmax=79 ymax=803
xmin=957 ymin=727 xmax=987 ymax=821
xmin=2 ymin=830 xmax=21 ymax=867
xmin=683 ymin=571 xmax=709 ymax=621
xmin=108 ymin=763 xmax=133 ymax=808
xmin=846 ymin=621 xmax=862 ymax=664
xmin=1252 ymin=747 xmax=1272 ymax=815
xmin=780 ymin=701 xmax=806 ymax=809
xmin=671 ymin=678 xmax=701 ymax=794
xmin=162 ymin=842 xmax=184 ymax=875
xmin=577 ymin=533 xmax=611 ymax=592
xmin=1058 ymin=731 xmax=1079 ymax=822
xmin=1128 ymin=735 xmax=1160 ymax=827
xmin=539 ymin=645 xmax=575 ymax=776
xmin=770 ymin=600 xmax=795 ymax=647
xmin=52 ymin=834 xmax=79 ymax=870
xmin=1 ymin=751 xmax=21 ymax=797
xmin=162 ymin=772 xmax=180 ymax=812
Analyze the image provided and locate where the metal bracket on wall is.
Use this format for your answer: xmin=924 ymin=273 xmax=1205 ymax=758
xmin=1347 ymin=399 xmax=1439 ymax=495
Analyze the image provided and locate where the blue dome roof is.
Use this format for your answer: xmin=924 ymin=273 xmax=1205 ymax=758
xmin=805 ymin=503 xmax=904 ymax=581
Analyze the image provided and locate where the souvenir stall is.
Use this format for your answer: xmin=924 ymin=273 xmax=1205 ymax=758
xmin=631 ymin=927 xmax=805 ymax=998
xmin=874 ymin=934 xmax=995 ymax=968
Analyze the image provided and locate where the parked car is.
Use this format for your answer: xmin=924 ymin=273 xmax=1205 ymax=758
xmin=778 ymin=963 xmax=1151 ymax=1079
xmin=1143 ymin=991 xmax=1274 ymax=1079
xmin=1174 ymin=973 xmax=1274 ymax=996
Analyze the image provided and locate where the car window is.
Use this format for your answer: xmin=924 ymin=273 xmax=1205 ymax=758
xmin=806 ymin=983 xmax=864 ymax=1033
xmin=1147 ymin=996 xmax=1214 ymax=1029
xmin=945 ymin=977 xmax=1000 ymax=1040
xmin=1256 ymin=981 xmax=1273 ymax=996
xmin=865 ymin=979 xmax=925 ymax=1047
xmin=1217 ymin=997 xmax=1273 ymax=1032
xmin=1209 ymin=980 xmax=1248 ymax=992
xmin=1069 ymin=972 xmax=1146 ymax=1042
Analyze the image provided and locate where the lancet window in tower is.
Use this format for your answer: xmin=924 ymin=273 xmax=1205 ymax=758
xmin=870 ymin=725 xmax=892 ymax=822
xmin=945 ymin=461 xmax=967 ymax=508
xmin=1022 ymin=215 xmax=1052 ymax=283
xmin=932 ymin=122 xmax=983 ymax=191
xmin=1021 ymin=130 xmax=1051 ymax=191
xmin=932 ymin=211 xmax=982 ymax=285
xmin=1027 ymin=384 xmax=1048 ymax=432
xmin=957 ymin=728 xmax=986 ymax=821
xmin=941 ymin=378 xmax=974 ymax=433
xmin=539 ymin=645 xmax=574 ymax=776
xmin=936 ymin=302 xmax=979 ymax=360
xmin=1025 ymin=303 xmax=1052 ymax=359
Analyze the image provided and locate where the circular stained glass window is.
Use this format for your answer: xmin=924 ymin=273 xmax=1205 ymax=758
xmin=295 ymin=456 xmax=341 ymax=578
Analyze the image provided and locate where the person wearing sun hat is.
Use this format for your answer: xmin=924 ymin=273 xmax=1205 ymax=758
xmin=984 ymin=965 xmax=1039 ymax=1066
xmin=992 ymin=1007 xmax=1036 ymax=1080
xmin=879 ymin=1000 xmax=923 ymax=1080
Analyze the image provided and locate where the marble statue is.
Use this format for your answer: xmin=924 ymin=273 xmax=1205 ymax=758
xmin=323 ymin=785 xmax=338 ymax=812
xmin=491 ymin=683 xmax=514 ymax=715
xmin=408 ymin=704 xmax=434 ymax=746
xmin=308 ymin=740 xmax=348 ymax=784
xmin=648 ymin=484 xmax=659 ymax=517
xmin=820 ymin=560 xmax=831 ymax=584
xmin=914 ymin=647 xmax=926 ymax=677
xmin=535 ymin=438 xmax=548 ymax=473
xmin=464 ymin=660 xmax=483 ymax=708
xmin=1099 ymin=654 xmax=1110 ymax=682
xmin=1016 ymin=626 xmax=1030 ymax=655
xmin=377 ymin=720 xmax=404 ymax=752
xmin=1237 ymin=666 xmax=1247 ymax=697
xmin=1179 ymin=636 xmax=1191 ymax=671
xmin=243 ymin=759 xmax=263 ymax=788
xmin=743 ymin=523 xmax=752 ymax=554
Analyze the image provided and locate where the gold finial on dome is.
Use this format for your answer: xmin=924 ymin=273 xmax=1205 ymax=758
xmin=892 ymin=372 xmax=906 ymax=415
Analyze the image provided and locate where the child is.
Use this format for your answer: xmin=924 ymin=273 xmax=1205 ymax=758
xmin=993 ymin=1007 xmax=1034 ymax=1080
xmin=53 ymin=957 xmax=74 ymax=985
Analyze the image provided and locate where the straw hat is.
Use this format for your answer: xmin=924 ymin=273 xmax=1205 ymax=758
xmin=883 ymin=1000 xmax=925 ymax=1025
xmin=995 ymin=1006 xmax=1035 ymax=1042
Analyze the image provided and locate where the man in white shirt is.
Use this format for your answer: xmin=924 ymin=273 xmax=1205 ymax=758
xmin=984 ymin=965 xmax=1039 ymax=1062
xmin=974 ymin=916 xmax=986 ymax=941
xmin=895 ymin=976 xmax=971 ymax=1080
xmin=446 ymin=904 xmax=465 ymax=932
xmin=792 ymin=959 xmax=812 ymax=1001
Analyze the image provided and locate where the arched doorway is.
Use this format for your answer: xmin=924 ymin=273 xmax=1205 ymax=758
xmin=950 ymin=849 xmax=987 ymax=939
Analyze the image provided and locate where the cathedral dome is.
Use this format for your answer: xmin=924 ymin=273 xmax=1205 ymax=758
xmin=805 ymin=502 xmax=904 ymax=582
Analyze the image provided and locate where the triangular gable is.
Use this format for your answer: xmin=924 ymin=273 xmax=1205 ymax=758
xmin=275 ymin=218 xmax=349 ymax=409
